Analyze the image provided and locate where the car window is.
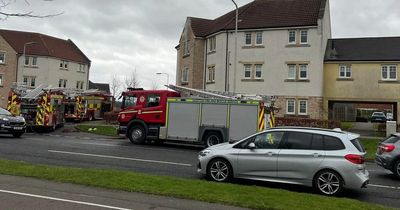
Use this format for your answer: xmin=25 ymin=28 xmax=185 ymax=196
xmin=311 ymin=134 xmax=324 ymax=150
xmin=252 ymin=132 xmax=284 ymax=149
xmin=0 ymin=108 xmax=12 ymax=116
xmin=146 ymin=94 xmax=161 ymax=108
xmin=351 ymin=138 xmax=365 ymax=152
xmin=324 ymin=136 xmax=345 ymax=150
xmin=283 ymin=132 xmax=312 ymax=150
xmin=382 ymin=135 xmax=400 ymax=144
xmin=124 ymin=95 xmax=137 ymax=107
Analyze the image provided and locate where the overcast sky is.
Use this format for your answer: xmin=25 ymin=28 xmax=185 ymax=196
xmin=1 ymin=0 xmax=400 ymax=89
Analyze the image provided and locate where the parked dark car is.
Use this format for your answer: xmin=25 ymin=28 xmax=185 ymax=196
xmin=0 ymin=107 xmax=26 ymax=138
xmin=375 ymin=134 xmax=400 ymax=178
xmin=370 ymin=112 xmax=387 ymax=123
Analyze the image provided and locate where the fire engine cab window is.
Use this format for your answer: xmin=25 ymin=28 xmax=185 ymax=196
xmin=125 ymin=96 xmax=137 ymax=107
xmin=147 ymin=94 xmax=160 ymax=107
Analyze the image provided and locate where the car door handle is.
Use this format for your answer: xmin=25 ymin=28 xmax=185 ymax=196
xmin=312 ymin=153 xmax=320 ymax=158
xmin=266 ymin=152 xmax=274 ymax=156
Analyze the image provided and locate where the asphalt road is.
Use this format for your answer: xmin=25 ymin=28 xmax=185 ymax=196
xmin=0 ymin=131 xmax=399 ymax=208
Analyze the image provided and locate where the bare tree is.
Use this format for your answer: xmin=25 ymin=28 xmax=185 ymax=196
xmin=124 ymin=69 xmax=140 ymax=89
xmin=151 ymin=81 xmax=159 ymax=90
xmin=0 ymin=0 xmax=63 ymax=20
xmin=110 ymin=74 xmax=121 ymax=97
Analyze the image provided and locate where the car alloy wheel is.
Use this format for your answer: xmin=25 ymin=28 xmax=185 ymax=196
xmin=316 ymin=171 xmax=341 ymax=195
xmin=394 ymin=161 xmax=400 ymax=178
xmin=209 ymin=160 xmax=230 ymax=182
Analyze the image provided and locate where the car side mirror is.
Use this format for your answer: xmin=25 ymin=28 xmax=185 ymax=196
xmin=248 ymin=142 xmax=256 ymax=150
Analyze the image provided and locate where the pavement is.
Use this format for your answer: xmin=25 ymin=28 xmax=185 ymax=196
xmin=0 ymin=174 xmax=247 ymax=210
xmin=0 ymin=127 xmax=399 ymax=208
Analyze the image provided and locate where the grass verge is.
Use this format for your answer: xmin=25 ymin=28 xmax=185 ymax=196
xmin=0 ymin=159 xmax=392 ymax=210
xmin=75 ymin=124 xmax=118 ymax=137
xmin=360 ymin=138 xmax=381 ymax=161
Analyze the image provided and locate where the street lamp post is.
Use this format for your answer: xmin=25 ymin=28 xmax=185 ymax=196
xmin=231 ymin=0 xmax=238 ymax=93
xmin=156 ymin=72 xmax=170 ymax=90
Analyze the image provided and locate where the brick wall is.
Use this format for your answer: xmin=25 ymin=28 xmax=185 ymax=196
xmin=274 ymin=96 xmax=323 ymax=120
xmin=0 ymin=36 xmax=17 ymax=108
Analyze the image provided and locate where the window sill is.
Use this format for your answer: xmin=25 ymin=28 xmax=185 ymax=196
xmin=206 ymin=81 xmax=215 ymax=84
xmin=284 ymin=79 xmax=310 ymax=83
xmin=0 ymin=63 xmax=5 ymax=65
xmin=241 ymin=79 xmax=264 ymax=82
xmin=182 ymin=54 xmax=190 ymax=58
xmin=285 ymin=44 xmax=311 ymax=48
xmin=59 ymin=68 xmax=69 ymax=71
xmin=77 ymin=71 xmax=86 ymax=73
xmin=242 ymin=45 xmax=265 ymax=49
xmin=378 ymin=80 xmax=400 ymax=83
xmin=24 ymin=65 xmax=38 ymax=69
xmin=207 ymin=51 xmax=216 ymax=55
xmin=336 ymin=78 xmax=354 ymax=81
xmin=181 ymin=82 xmax=189 ymax=86
xmin=284 ymin=114 xmax=310 ymax=118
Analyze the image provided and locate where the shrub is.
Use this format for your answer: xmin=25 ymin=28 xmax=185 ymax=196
xmin=275 ymin=117 xmax=340 ymax=129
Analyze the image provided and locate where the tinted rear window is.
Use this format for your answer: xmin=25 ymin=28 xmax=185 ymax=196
xmin=350 ymin=138 xmax=365 ymax=152
xmin=284 ymin=132 xmax=312 ymax=150
xmin=311 ymin=134 xmax=324 ymax=150
xmin=383 ymin=135 xmax=400 ymax=144
xmin=324 ymin=136 xmax=345 ymax=150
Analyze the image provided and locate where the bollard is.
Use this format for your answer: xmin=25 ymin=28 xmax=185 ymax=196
xmin=386 ymin=121 xmax=397 ymax=137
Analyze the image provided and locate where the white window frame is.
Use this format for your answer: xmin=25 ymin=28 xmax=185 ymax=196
xmin=208 ymin=66 xmax=215 ymax=82
xmin=209 ymin=36 xmax=216 ymax=52
xmin=244 ymin=64 xmax=252 ymax=79
xmin=288 ymin=64 xmax=296 ymax=79
xmin=0 ymin=52 xmax=5 ymax=64
xmin=181 ymin=68 xmax=189 ymax=83
xmin=78 ymin=64 xmax=86 ymax=73
xmin=382 ymin=65 xmax=397 ymax=80
xmin=59 ymin=79 xmax=67 ymax=88
xmin=299 ymin=64 xmax=308 ymax=80
xmin=298 ymin=100 xmax=308 ymax=115
xmin=30 ymin=77 xmax=36 ymax=87
xmin=245 ymin=32 xmax=252 ymax=46
xmin=23 ymin=76 xmax=28 ymax=85
xmin=300 ymin=30 xmax=308 ymax=44
xmin=288 ymin=30 xmax=296 ymax=44
xmin=286 ymin=99 xmax=295 ymax=115
xmin=25 ymin=56 xmax=30 ymax=66
xmin=254 ymin=64 xmax=262 ymax=79
xmin=339 ymin=65 xmax=352 ymax=78
xmin=0 ymin=74 xmax=3 ymax=86
xmin=32 ymin=57 xmax=38 ymax=66
xmin=255 ymin=32 xmax=263 ymax=45
xmin=22 ymin=76 xmax=35 ymax=87
xmin=60 ymin=60 xmax=69 ymax=70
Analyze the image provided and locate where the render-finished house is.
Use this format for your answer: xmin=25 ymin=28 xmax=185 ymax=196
xmin=89 ymin=80 xmax=111 ymax=94
xmin=0 ymin=29 xmax=90 ymax=108
xmin=324 ymin=37 xmax=400 ymax=122
xmin=176 ymin=0 xmax=331 ymax=119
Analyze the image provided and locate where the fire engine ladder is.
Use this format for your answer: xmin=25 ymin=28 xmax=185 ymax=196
xmin=166 ymin=84 xmax=277 ymax=128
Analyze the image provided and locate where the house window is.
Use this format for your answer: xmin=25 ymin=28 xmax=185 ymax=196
xmin=209 ymin=36 xmax=216 ymax=52
xmin=25 ymin=57 xmax=30 ymax=66
xmin=288 ymin=64 xmax=296 ymax=79
xmin=299 ymin=64 xmax=308 ymax=79
xmin=382 ymin=65 xmax=397 ymax=80
xmin=23 ymin=77 xmax=28 ymax=85
xmin=32 ymin=57 xmax=38 ymax=66
xmin=181 ymin=68 xmax=189 ymax=82
xmin=79 ymin=64 xmax=86 ymax=72
xmin=0 ymin=52 xmax=5 ymax=64
xmin=183 ymin=37 xmax=190 ymax=56
xmin=0 ymin=74 xmax=3 ymax=86
xmin=60 ymin=60 xmax=69 ymax=69
xmin=286 ymin=99 xmax=295 ymax=115
xmin=245 ymin=33 xmax=252 ymax=46
xmin=244 ymin=64 xmax=252 ymax=78
xmin=256 ymin=32 xmax=263 ymax=45
xmin=298 ymin=100 xmax=308 ymax=115
xmin=255 ymin=64 xmax=262 ymax=78
xmin=288 ymin=30 xmax=296 ymax=44
xmin=59 ymin=79 xmax=67 ymax=88
xmin=208 ymin=66 xmax=215 ymax=82
xmin=76 ymin=81 xmax=84 ymax=89
xmin=300 ymin=30 xmax=308 ymax=44
xmin=30 ymin=77 xmax=36 ymax=87
xmin=339 ymin=65 xmax=351 ymax=78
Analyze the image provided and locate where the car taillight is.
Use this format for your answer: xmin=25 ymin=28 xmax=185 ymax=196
xmin=381 ymin=144 xmax=396 ymax=153
xmin=345 ymin=154 xmax=365 ymax=164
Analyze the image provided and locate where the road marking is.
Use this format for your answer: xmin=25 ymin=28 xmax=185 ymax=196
xmin=48 ymin=150 xmax=192 ymax=167
xmin=0 ymin=189 xmax=132 ymax=210
xmin=369 ymin=184 xmax=400 ymax=190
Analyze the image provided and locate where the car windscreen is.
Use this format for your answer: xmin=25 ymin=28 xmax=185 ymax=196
xmin=350 ymin=138 xmax=365 ymax=152
xmin=0 ymin=108 xmax=12 ymax=116
xmin=382 ymin=135 xmax=400 ymax=144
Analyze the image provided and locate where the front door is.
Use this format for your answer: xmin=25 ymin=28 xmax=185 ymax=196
xmin=237 ymin=131 xmax=285 ymax=179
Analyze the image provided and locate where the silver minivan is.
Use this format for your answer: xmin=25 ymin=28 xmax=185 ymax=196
xmin=197 ymin=127 xmax=369 ymax=195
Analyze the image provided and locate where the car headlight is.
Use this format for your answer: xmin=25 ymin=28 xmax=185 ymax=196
xmin=199 ymin=149 xmax=211 ymax=157
xmin=2 ymin=118 xmax=9 ymax=121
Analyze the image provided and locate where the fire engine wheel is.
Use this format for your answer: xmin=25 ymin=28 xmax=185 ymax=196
xmin=128 ymin=125 xmax=146 ymax=144
xmin=88 ymin=114 xmax=94 ymax=121
xmin=204 ymin=132 xmax=223 ymax=148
